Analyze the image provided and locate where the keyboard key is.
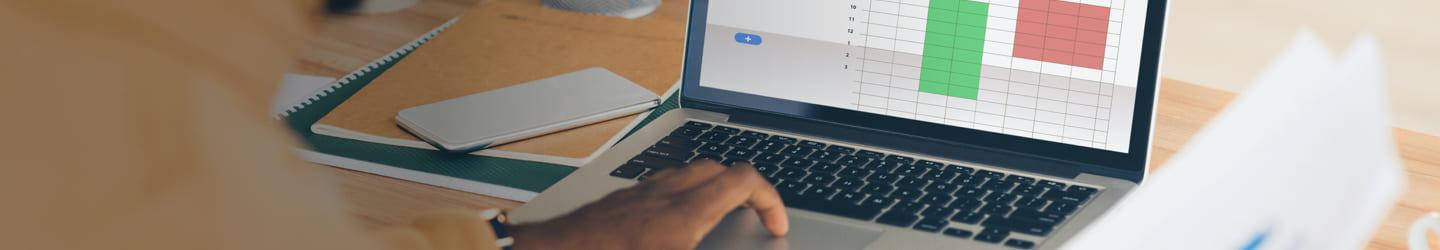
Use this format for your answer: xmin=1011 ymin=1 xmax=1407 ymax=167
xmin=882 ymin=155 xmax=914 ymax=163
xmin=949 ymin=198 xmax=983 ymax=212
xmin=1010 ymin=209 xmax=1064 ymax=226
xmin=1046 ymin=201 xmax=1080 ymax=215
xmin=752 ymin=141 xmax=788 ymax=153
xmin=862 ymin=196 xmax=898 ymax=209
xmin=1011 ymin=180 xmax=1035 ymax=190
xmin=865 ymin=160 xmax=906 ymax=172
xmin=877 ymin=211 xmax=920 ymax=227
xmin=915 ymin=160 xmax=945 ymax=169
xmin=797 ymin=140 xmax=827 ymax=149
xmin=722 ymin=136 xmax=759 ymax=148
xmin=683 ymin=121 xmax=713 ymax=129
xmin=942 ymin=228 xmax=975 ymax=238
xmin=754 ymin=153 xmax=787 ymax=164
xmin=711 ymin=125 xmax=741 ymax=134
xmin=982 ymin=217 xmax=1054 ymax=236
xmin=825 ymin=145 xmax=856 ymax=154
xmin=919 ymin=193 xmax=954 ymax=207
xmin=833 ymin=191 xmax=867 ymax=204
xmin=806 ymin=150 xmax=843 ymax=162
xmin=803 ymin=186 xmax=840 ymax=198
xmin=1037 ymin=180 xmax=1067 ymax=190
xmin=802 ymin=174 xmax=836 ymax=185
xmin=923 ymin=170 xmax=959 ymax=183
xmin=1067 ymin=185 xmax=1099 ymax=196
xmin=837 ymin=168 xmax=872 ymax=179
xmin=946 ymin=164 xmax=976 ymax=174
xmin=985 ymin=193 xmax=1018 ymax=205
xmin=861 ymin=183 xmax=895 ymax=196
xmin=855 ymin=150 xmax=885 ymax=159
xmin=1015 ymin=197 xmax=1047 ymax=211
xmin=786 ymin=196 xmax=883 ymax=221
xmin=655 ymin=136 xmax=702 ymax=150
xmin=752 ymin=163 xmax=781 ymax=177
xmin=889 ymin=188 xmax=923 ymax=200
xmin=980 ymin=203 xmax=1014 ymax=215
xmin=781 ymin=158 xmax=817 ymax=169
xmin=638 ymin=169 xmax=659 ymax=181
xmin=738 ymin=131 xmax=769 ymax=139
xmin=912 ymin=217 xmax=947 ymax=232
xmin=689 ymin=154 xmax=723 ymax=163
xmin=836 ymin=155 xmax=873 ymax=168
xmin=924 ymin=182 xmax=960 ymax=195
xmin=697 ymin=131 xmax=731 ymax=144
xmin=955 ymin=175 xmax=988 ymax=188
xmin=1005 ymin=239 xmax=1037 ymax=249
xmin=779 ymin=145 xmax=816 ymax=158
xmin=628 ymin=155 xmax=682 ymax=169
xmin=896 ymin=176 xmax=929 ymax=189
xmin=951 ymin=211 xmax=985 ymax=224
xmin=866 ymin=173 xmax=899 ymax=185
xmin=671 ymin=127 xmax=704 ymax=138
xmin=696 ymin=143 xmax=731 ymax=155
xmin=893 ymin=165 xmax=928 ymax=176
xmin=642 ymin=146 xmax=695 ymax=161
xmin=981 ymin=180 xmax=1017 ymax=192
xmin=955 ymin=187 xmax=988 ymax=198
xmin=976 ymin=170 xmax=1006 ymax=179
xmin=1013 ymin=184 xmax=1045 ymax=196
xmin=776 ymin=168 xmax=808 ymax=180
xmin=1004 ymin=175 xmax=1036 ymax=185
xmin=810 ymin=163 xmax=844 ymax=173
xmin=890 ymin=201 xmax=926 ymax=214
xmin=1043 ymin=190 xmax=1092 ymax=203
xmin=724 ymin=149 xmax=759 ymax=161
xmin=609 ymin=165 xmax=647 ymax=179
xmin=775 ymin=180 xmax=810 ymax=194
xmin=767 ymin=135 xmax=798 ymax=144
xmin=834 ymin=178 xmax=866 ymax=191
xmin=974 ymin=228 xmax=1009 ymax=243
xmin=921 ymin=206 xmax=958 ymax=218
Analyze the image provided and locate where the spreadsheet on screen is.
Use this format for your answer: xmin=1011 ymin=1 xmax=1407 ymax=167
xmin=700 ymin=0 xmax=1152 ymax=153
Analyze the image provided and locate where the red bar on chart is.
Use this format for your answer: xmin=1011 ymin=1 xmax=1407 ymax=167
xmin=1013 ymin=0 xmax=1110 ymax=70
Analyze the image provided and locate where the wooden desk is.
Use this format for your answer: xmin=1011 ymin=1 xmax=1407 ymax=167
xmin=293 ymin=0 xmax=1440 ymax=248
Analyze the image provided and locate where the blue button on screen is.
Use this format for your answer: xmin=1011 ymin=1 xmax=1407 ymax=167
xmin=734 ymin=33 xmax=762 ymax=45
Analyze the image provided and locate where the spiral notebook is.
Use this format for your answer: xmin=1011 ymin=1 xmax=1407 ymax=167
xmin=276 ymin=18 xmax=682 ymax=201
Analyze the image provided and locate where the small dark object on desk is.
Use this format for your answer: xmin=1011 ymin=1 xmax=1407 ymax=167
xmin=326 ymin=0 xmax=364 ymax=13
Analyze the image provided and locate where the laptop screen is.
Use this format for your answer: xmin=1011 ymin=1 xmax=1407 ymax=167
xmin=696 ymin=0 xmax=1154 ymax=153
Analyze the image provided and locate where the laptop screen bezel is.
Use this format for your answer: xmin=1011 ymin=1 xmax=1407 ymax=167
xmin=679 ymin=0 xmax=1167 ymax=175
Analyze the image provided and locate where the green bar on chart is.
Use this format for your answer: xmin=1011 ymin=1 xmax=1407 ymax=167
xmin=919 ymin=0 xmax=988 ymax=99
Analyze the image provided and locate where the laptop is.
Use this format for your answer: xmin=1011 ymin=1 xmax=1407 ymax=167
xmin=513 ymin=0 xmax=1168 ymax=249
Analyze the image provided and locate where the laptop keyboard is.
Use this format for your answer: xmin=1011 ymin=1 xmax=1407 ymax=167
xmin=609 ymin=121 xmax=1100 ymax=249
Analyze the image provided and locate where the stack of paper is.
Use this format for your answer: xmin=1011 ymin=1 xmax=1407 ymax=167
xmin=1063 ymin=30 xmax=1404 ymax=250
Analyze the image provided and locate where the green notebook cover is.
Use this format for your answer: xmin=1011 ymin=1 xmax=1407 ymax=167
xmin=277 ymin=18 xmax=680 ymax=198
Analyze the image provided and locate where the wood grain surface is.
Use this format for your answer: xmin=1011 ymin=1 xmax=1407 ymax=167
xmin=313 ymin=0 xmax=692 ymax=159
xmin=291 ymin=0 xmax=1440 ymax=248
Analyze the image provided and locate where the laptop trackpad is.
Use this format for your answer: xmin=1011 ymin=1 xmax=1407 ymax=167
xmin=698 ymin=210 xmax=882 ymax=250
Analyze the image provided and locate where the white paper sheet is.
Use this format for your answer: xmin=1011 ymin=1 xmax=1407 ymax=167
xmin=1062 ymin=30 xmax=1404 ymax=250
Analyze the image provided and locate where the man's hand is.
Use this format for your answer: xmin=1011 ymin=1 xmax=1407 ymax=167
xmin=510 ymin=160 xmax=788 ymax=249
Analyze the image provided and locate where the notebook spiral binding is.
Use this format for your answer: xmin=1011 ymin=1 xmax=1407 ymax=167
xmin=274 ymin=17 xmax=460 ymax=119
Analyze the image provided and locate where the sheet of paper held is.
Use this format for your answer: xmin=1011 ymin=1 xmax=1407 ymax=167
xmin=1062 ymin=30 xmax=1404 ymax=250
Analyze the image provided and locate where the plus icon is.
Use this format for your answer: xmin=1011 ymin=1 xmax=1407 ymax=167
xmin=734 ymin=32 xmax=763 ymax=45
